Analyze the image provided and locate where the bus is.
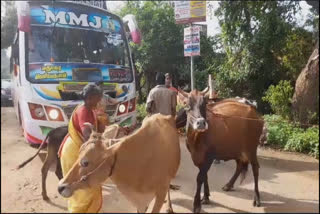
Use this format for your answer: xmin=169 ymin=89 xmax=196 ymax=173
xmin=10 ymin=1 xmax=141 ymax=145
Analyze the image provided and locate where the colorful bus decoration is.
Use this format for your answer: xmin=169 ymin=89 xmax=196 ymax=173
xmin=11 ymin=1 xmax=141 ymax=145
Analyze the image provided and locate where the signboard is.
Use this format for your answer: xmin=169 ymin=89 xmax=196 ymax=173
xmin=175 ymin=1 xmax=206 ymax=24
xmin=184 ymin=26 xmax=201 ymax=56
xmin=30 ymin=3 xmax=121 ymax=33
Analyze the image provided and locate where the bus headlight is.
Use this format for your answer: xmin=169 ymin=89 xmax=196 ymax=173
xmin=48 ymin=109 xmax=59 ymax=120
xmin=28 ymin=103 xmax=47 ymax=120
xmin=44 ymin=106 xmax=64 ymax=122
xmin=119 ymin=104 xmax=126 ymax=113
xmin=35 ymin=107 xmax=45 ymax=118
xmin=117 ymin=101 xmax=129 ymax=116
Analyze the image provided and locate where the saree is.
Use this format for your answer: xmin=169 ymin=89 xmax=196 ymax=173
xmin=59 ymin=104 xmax=103 ymax=213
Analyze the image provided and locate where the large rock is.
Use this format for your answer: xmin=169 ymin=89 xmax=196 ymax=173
xmin=292 ymin=45 xmax=319 ymax=124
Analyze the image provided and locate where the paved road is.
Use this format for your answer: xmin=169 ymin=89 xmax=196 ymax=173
xmin=1 ymin=107 xmax=319 ymax=213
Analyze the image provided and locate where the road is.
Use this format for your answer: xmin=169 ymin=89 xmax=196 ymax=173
xmin=1 ymin=107 xmax=319 ymax=213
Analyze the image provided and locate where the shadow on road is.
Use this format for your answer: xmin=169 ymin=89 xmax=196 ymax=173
xmin=258 ymin=155 xmax=319 ymax=174
xmin=225 ymin=187 xmax=319 ymax=213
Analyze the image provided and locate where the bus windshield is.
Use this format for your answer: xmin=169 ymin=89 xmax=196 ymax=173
xmin=28 ymin=26 xmax=130 ymax=66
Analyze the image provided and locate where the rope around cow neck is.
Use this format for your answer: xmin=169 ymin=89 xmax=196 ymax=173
xmin=205 ymin=107 xmax=319 ymax=127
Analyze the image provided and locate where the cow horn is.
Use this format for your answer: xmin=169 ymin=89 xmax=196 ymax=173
xmin=178 ymin=88 xmax=189 ymax=98
xmin=200 ymin=87 xmax=209 ymax=96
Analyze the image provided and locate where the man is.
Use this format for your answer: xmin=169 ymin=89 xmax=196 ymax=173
xmin=146 ymin=72 xmax=180 ymax=190
xmin=146 ymin=72 xmax=177 ymax=117
xmin=165 ymin=73 xmax=178 ymax=94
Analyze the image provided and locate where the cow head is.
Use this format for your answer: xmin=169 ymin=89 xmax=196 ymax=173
xmin=58 ymin=125 xmax=117 ymax=198
xmin=177 ymin=88 xmax=209 ymax=132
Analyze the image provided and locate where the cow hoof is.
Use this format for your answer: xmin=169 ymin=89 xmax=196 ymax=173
xmin=166 ymin=208 xmax=174 ymax=213
xmin=193 ymin=206 xmax=201 ymax=213
xmin=222 ymin=185 xmax=233 ymax=192
xmin=201 ymin=197 xmax=211 ymax=205
xmin=42 ymin=195 xmax=49 ymax=201
xmin=170 ymin=184 xmax=181 ymax=191
xmin=253 ymin=199 xmax=261 ymax=207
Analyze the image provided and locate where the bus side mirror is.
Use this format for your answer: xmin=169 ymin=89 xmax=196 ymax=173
xmin=17 ymin=1 xmax=31 ymax=32
xmin=12 ymin=45 xmax=19 ymax=58
xmin=123 ymin=14 xmax=141 ymax=45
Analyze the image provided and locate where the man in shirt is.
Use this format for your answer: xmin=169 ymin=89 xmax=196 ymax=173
xmin=146 ymin=72 xmax=177 ymax=117
xmin=146 ymin=72 xmax=180 ymax=190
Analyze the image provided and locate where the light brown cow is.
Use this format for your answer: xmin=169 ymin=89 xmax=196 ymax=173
xmin=57 ymin=114 xmax=181 ymax=213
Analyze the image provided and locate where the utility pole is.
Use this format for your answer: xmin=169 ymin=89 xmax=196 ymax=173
xmin=190 ymin=24 xmax=194 ymax=90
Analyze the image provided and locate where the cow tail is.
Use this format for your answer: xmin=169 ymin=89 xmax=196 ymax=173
xmin=16 ymin=134 xmax=50 ymax=169
xmin=239 ymin=162 xmax=249 ymax=185
xmin=259 ymin=122 xmax=268 ymax=146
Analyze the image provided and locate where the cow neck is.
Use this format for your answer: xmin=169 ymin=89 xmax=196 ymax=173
xmin=187 ymin=126 xmax=202 ymax=144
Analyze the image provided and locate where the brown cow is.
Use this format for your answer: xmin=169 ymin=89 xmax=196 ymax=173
xmin=57 ymin=114 xmax=180 ymax=213
xmin=176 ymin=90 xmax=264 ymax=213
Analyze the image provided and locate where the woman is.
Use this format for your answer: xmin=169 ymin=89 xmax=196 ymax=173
xmin=58 ymin=83 xmax=103 ymax=213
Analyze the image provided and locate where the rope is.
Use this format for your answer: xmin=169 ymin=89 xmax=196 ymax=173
xmin=206 ymin=107 xmax=319 ymax=128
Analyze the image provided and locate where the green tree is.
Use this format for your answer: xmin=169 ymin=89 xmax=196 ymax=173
xmin=214 ymin=1 xmax=314 ymax=113
xmin=119 ymin=1 xmax=185 ymax=102
xmin=1 ymin=1 xmax=17 ymax=49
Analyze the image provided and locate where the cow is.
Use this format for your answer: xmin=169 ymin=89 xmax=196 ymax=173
xmin=16 ymin=124 xmax=128 ymax=201
xmin=176 ymin=89 xmax=264 ymax=213
xmin=57 ymin=114 xmax=180 ymax=213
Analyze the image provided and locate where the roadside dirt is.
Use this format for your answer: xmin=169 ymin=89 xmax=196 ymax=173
xmin=1 ymin=107 xmax=319 ymax=213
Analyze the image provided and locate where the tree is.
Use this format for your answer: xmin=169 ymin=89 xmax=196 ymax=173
xmin=214 ymin=1 xmax=314 ymax=113
xmin=1 ymin=1 xmax=17 ymax=49
xmin=119 ymin=1 xmax=185 ymax=102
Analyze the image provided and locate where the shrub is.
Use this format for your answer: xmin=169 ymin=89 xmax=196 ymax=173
xmin=285 ymin=127 xmax=319 ymax=159
xmin=136 ymin=103 xmax=147 ymax=123
xmin=264 ymin=114 xmax=319 ymax=159
xmin=262 ymin=80 xmax=294 ymax=119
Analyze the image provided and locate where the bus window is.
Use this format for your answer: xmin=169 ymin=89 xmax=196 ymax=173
xmin=28 ymin=26 xmax=130 ymax=66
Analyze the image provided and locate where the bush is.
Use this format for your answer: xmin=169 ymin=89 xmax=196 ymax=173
xmin=286 ymin=127 xmax=319 ymax=159
xmin=262 ymin=80 xmax=294 ymax=119
xmin=264 ymin=114 xmax=319 ymax=159
xmin=136 ymin=103 xmax=147 ymax=123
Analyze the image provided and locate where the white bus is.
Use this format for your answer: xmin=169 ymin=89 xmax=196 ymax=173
xmin=10 ymin=1 xmax=141 ymax=145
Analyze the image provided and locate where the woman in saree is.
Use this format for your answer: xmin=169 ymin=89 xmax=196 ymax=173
xmin=58 ymin=83 xmax=103 ymax=213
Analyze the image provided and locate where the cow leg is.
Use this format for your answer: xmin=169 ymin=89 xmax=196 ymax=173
xmin=201 ymin=157 xmax=213 ymax=205
xmin=201 ymin=174 xmax=211 ymax=204
xmin=137 ymin=206 xmax=148 ymax=213
xmin=194 ymin=157 xmax=213 ymax=213
xmin=251 ymin=158 xmax=261 ymax=207
xmin=151 ymin=185 xmax=169 ymax=213
xmin=41 ymin=150 xmax=57 ymax=200
xmin=41 ymin=158 xmax=52 ymax=200
xmin=55 ymin=159 xmax=63 ymax=180
xmin=222 ymin=159 xmax=242 ymax=191
xmin=165 ymin=189 xmax=174 ymax=213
